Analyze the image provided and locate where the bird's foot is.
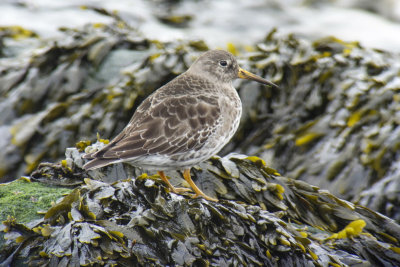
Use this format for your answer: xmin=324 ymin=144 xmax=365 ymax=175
xmin=170 ymin=186 xmax=192 ymax=194
xmin=181 ymin=169 xmax=219 ymax=202
xmin=157 ymin=171 xmax=192 ymax=194
xmin=191 ymin=193 xmax=219 ymax=202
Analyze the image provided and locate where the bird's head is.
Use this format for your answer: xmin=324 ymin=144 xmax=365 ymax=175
xmin=188 ymin=49 xmax=279 ymax=88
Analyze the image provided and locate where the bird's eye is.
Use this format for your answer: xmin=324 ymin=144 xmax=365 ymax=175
xmin=219 ymin=60 xmax=228 ymax=67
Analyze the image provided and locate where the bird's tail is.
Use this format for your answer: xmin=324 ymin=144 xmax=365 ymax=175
xmin=82 ymin=158 xmax=119 ymax=170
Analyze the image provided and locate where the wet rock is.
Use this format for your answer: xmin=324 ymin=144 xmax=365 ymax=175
xmin=1 ymin=146 xmax=400 ymax=266
xmin=233 ymin=33 xmax=400 ymax=221
xmin=0 ymin=7 xmax=399 ymax=245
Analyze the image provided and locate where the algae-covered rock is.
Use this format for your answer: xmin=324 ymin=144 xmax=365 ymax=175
xmin=1 ymin=14 xmax=399 ymax=223
xmin=231 ymin=32 xmax=400 ymax=221
xmin=0 ymin=178 xmax=72 ymax=266
xmin=1 ymin=10 xmax=400 ymax=266
xmin=0 ymin=178 xmax=72 ymax=224
xmin=1 ymin=146 xmax=400 ymax=266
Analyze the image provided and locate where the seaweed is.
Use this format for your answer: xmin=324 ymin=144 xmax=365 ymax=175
xmin=2 ymin=147 xmax=400 ymax=266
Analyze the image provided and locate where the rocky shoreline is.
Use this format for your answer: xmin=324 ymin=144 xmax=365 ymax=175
xmin=1 ymin=12 xmax=400 ymax=266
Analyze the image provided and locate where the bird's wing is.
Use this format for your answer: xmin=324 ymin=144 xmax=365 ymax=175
xmin=83 ymin=93 xmax=221 ymax=169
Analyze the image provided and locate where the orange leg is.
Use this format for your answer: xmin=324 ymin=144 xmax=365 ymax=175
xmin=183 ymin=169 xmax=218 ymax=202
xmin=157 ymin=171 xmax=192 ymax=193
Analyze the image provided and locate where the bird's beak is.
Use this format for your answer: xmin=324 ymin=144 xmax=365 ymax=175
xmin=238 ymin=67 xmax=279 ymax=89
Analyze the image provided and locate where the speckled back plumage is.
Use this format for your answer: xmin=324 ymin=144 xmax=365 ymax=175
xmin=83 ymin=50 xmax=242 ymax=170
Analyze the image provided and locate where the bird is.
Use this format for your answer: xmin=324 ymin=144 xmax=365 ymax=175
xmin=83 ymin=50 xmax=278 ymax=202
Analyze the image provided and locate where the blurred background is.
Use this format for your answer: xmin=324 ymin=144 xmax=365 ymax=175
xmin=1 ymin=0 xmax=400 ymax=51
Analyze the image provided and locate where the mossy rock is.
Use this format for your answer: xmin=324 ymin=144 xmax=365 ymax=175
xmin=0 ymin=178 xmax=71 ymax=223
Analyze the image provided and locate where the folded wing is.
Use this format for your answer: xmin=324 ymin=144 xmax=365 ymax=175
xmin=83 ymin=94 xmax=220 ymax=170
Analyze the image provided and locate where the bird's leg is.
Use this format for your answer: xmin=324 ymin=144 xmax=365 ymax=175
xmin=157 ymin=171 xmax=192 ymax=193
xmin=183 ymin=169 xmax=218 ymax=202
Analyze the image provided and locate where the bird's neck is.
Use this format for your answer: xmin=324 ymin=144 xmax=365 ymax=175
xmin=184 ymin=71 xmax=232 ymax=92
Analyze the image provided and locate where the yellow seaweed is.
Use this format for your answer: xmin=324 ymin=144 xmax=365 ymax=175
xmin=295 ymin=132 xmax=324 ymax=146
xmin=329 ymin=219 xmax=366 ymax=239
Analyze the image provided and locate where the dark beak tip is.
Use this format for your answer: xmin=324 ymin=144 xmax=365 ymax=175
xmin=269 ymin=82 xmax=280 ymax=90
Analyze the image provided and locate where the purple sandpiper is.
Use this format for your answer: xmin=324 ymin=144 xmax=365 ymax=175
xmin=83 ymin=50 xmax=278 ymax=202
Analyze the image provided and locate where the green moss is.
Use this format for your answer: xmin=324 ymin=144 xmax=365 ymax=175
xmin=0 ymin=178 xmax=72 ymax=223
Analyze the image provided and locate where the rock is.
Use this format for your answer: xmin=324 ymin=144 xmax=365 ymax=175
xmin=1 ymin=146 xmax=400 ymax=266
xmin=1 ymin=10 xmax=400 ymax=265
xmin=232 ymin=33 xmax=400 ymax=221
xmin=1 ymin=15 xmax=399 ymax=222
